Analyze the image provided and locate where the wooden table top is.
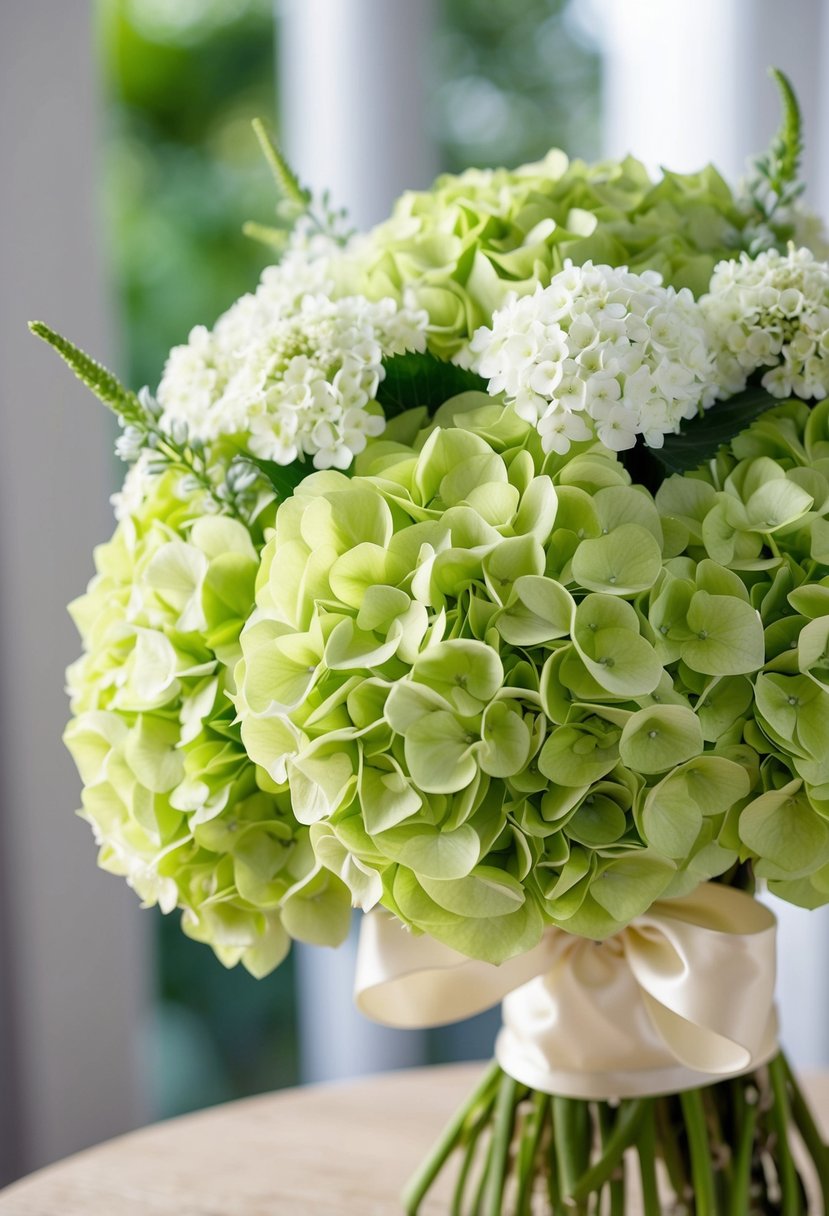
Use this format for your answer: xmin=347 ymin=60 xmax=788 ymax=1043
xmin=1 ymin=1064 xmax=827 ymax=1215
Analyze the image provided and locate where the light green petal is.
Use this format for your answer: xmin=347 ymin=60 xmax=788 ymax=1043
xmin=310 ymin=823 xmax=384 ymax=912
xmin=588 ymin=854 xmax=676 ymax=923
xmin=571 ymin=524 xmax=663 ymax=595
xmin=682 ymin=591 xmax=765 ymax=676
xmin=419 ymin=865 xmax=525 ymax=918
xmin=740 ymin=782 xmax=829 ymax=876
xmin=280 ymin=865 xmax=353 ymax=946
xmin=619 ymin=705 xmax=703 ymax=774
xmin=496 ymin=575 xmax=574 ymax=645
xmin=404 ymin=710 xmax=479 ymax=793
xmin=539 ymin=723 xmax=620 ymax=786
xmin=325 ymin=618 xmax=402 ymax=671
xmin=288 ymin=739 xmax=357 ymax=823
xmin=124 ymin=714 xmax=185 ymax=793
xmin=411 ymin=639 xmax=503 ymax=713
xmin=392 ymin=866 xmax=543 ymax=964
xmin=144 ymin=540 xmax=208 ymax=633
xmin=360 ymin=761 xmax=422 ymax=834
xmin=479 ymin=700 xmax=532 ymax=778
xmin=329 ymin=544 xmax=409 ymax=609
xmin=377 ymin=821 xmax=481 ymax=879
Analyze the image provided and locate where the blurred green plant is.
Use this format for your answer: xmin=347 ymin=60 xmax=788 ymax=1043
xmin=434 ymin=0 xmax=600 ymax=171
xmin=98 ymin=0 xmax=281 ymax=390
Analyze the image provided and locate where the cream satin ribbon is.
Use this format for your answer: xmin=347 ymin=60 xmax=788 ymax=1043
xmin=354 ymin=884 xmax=779 ymax=1099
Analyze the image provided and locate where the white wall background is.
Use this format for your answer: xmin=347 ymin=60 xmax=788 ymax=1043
xmin=0 ymin=0 xmax=149 ymax=1184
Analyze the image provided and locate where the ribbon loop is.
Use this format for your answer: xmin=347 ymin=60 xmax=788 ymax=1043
xmin=354 ymin=884 xmax=778 ymax=1099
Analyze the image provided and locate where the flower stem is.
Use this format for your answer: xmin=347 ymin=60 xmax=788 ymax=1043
xmin=450 ymin=1090 xmax=499 ymax=1216
xmin=568 ymin=1098 xmax=647 ymax=1202
xmin=552 ymin=1095 xmax=591 ymax=1207
xmin=655 ymin=1096 xmax=691 ymax=1204
xmin=635 ymin=1102 xmax=661 ymax=1216
xmin=679 ymin=1088 xmax=716 ymax=1216
xmin=597 ymin=1102 xmax=626 ymax=1216
xmin=401 ymin=1060 xmax=501 ymax=1216
xmin=728 ymin=1082 xmax=758 ymax=1216
xmin=767 ymin=1054 xmax=803 ymax=1216
xmin=482 ymin=1073 xmax=520 ymax=1216
xmin=514 ymin=1092 xmax=550 ymax=1216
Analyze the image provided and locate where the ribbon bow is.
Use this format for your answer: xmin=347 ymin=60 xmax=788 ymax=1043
xmin=354 ymin=884 xmax=778 ymax=1099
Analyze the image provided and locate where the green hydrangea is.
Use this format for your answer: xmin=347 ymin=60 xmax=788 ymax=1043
xmin=657 ymin=398 xmax=829 ymax=909
xmin=235 ymin=397 xmax=783 ymax=965
xmin=339 ymin=153 xmax=751 ymax=361
xmin=64 ymin=471 xmax=351 ymax=977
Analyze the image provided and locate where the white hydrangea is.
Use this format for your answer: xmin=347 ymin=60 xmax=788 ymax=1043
xmin=468 ymin=261 xmax=715 ymax=453
xmin=157 ymin=233 xmax=428 ymax=471
xmin=111 ymin=450 xmax=157 ymax=522
xmin=702 ymin=245 xmax=829 ymax=400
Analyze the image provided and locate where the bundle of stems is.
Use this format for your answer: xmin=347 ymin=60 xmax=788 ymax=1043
xmin=403 ymin=1054 xmax=829 ymax=1215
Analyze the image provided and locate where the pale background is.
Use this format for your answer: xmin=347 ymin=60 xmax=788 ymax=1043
xmin=1 ymin=0 xmax=829 ymax=1188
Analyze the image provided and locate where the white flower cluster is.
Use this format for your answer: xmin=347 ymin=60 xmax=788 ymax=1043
xmin=469 ymin=262 xmax=715 ymax=453
xmin=111 ymin=450 xmax=157 ymax=521
xmin=702 ymin=245 xmax=829 ymax=400
xmin=157 ymin=236 xmax=428 ymax=470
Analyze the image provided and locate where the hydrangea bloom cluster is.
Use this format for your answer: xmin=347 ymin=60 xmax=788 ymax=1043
xmin=233 ymin=397 xmax=829 ymax=966
xmin=658 ymin=398 xmax=829 ymax=909
xmin=342 ymin=154 xmax=759 ymax=363
xmin=64 ymin=471 xmax=351 ymax=976
xmin=703 ymin=245 xmax=829 ymax=399
xmin=158 ymin=236 xmax=428 ymax=471
xmin=469 ymin=263 xmax=715 ymax=454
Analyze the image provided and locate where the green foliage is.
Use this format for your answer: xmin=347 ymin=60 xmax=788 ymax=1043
xmin=435 ymin=0 xmax=600 ymax=170
xmin=741 ymin=67 xmax=806 ymax=241
xmin=98 ymin=0 xmax=279 ymax=388
xmin=29 ymin=320 xmax=141 ymax=422
xmin=251 ymin=117 xmax=311 ymax=220
xmin=768 ymin=68 xmax=804 ymax=194
xmin=653 ymin=384 xmax=784 ymax=476
xmin=377 ymin=352 xmax=487 ymax=418
xmin=244 ymin=455 xmax=314 ymax=501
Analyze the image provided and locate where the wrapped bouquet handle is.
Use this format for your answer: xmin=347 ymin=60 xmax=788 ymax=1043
xmin=355 ymin=883 xmax=778 ymax=1099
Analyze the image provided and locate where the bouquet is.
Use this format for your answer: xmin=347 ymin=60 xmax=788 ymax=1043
xmin=39 ymin=69 xmax=829 ymax=1212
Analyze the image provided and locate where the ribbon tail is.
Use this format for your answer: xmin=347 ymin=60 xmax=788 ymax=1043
xmin=353 ymin=908 xmax=560 ymax=1028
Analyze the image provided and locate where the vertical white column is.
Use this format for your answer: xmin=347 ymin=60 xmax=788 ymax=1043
xmin=277 ymin=0 xmax=438 ymax=1080
xmin=598 ymin=0 xmax=829 ymax=1067
xmin=0 ymin=0 xmax=150 ymax=1177
xmin=599 ymin=0 xmax=822 ymax=198
xmin=278 ymin=0 xmax=439 ymax=227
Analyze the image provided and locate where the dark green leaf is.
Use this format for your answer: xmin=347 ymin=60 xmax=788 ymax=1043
xmin=377 ymin=352 xmax=488 ymax=419
xmin=652 ymin=385 xmax=783 ymax=476
xmin=245 ymin=455 xmax=313 ymax=501
xmin=29 ymin=320 xmax=142 ymax=422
